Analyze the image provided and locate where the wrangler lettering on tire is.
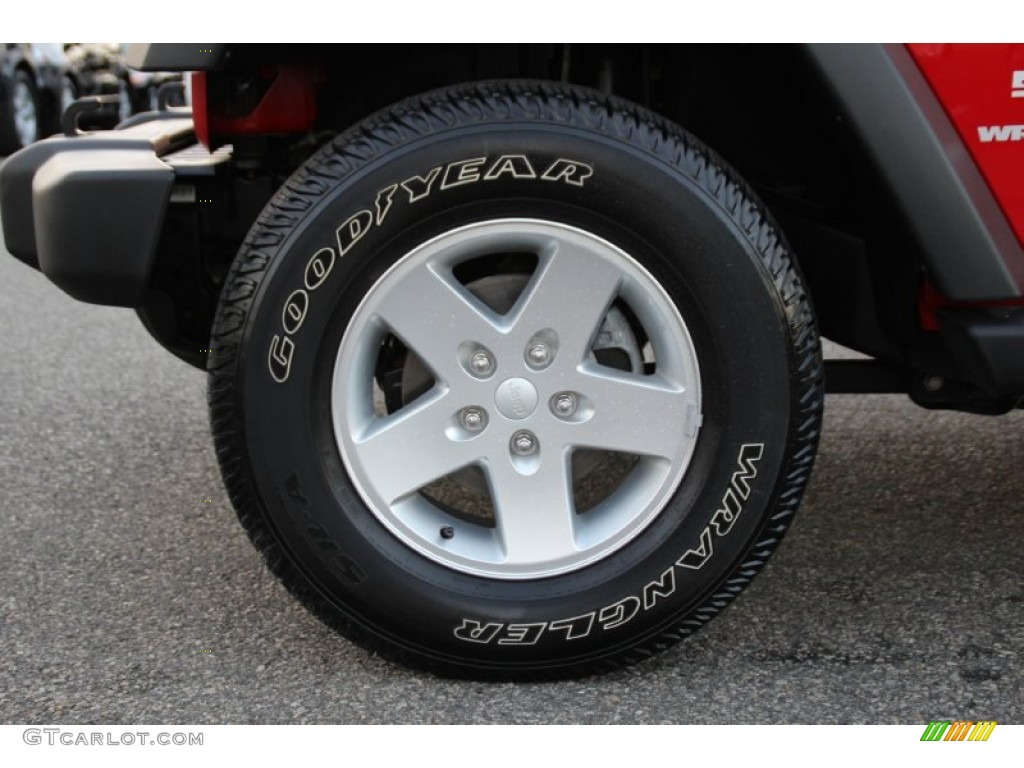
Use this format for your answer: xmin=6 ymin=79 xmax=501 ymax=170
xmin=208 ymin=81 xmax=823 ymax=678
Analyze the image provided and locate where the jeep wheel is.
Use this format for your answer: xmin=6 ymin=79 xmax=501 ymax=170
xmin=1 ymin=71 xmax=40 ymax=154
xmin=208 ymin=81 xmax=823 ymax=678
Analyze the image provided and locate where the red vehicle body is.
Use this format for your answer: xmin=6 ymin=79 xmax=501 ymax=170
xmin=908 ymin=44 xmax=1024 ymax=246
xmin=2 ymin=44 xmax=1022 ymax=678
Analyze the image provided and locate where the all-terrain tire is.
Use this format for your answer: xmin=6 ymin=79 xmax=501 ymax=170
xmin=208 ymin=80 xmax=823 ymax=679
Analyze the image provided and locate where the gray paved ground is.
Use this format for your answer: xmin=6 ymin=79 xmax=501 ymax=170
xmin=0 ymin=225 xmax=1021 ymax=724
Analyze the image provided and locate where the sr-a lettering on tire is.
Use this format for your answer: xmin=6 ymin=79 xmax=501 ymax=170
xmin=208 ymin=80 xmax=823 ymax=678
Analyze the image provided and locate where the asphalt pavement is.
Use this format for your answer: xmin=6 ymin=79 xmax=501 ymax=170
xmin=0 ymin=222 xmax=1021 ymax=724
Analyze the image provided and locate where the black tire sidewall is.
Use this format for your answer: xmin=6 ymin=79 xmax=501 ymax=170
xmin=232 ymin=121 xmax=801 ymax=670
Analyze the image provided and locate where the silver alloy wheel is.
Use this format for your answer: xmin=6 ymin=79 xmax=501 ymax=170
xmin=12 ymin=78 xmax=37 ymax=148
xmin=332 ymin=219 xmax=703 ymax=579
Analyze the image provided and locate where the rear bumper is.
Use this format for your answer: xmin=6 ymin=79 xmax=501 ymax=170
xmin=1 ymin=114 xmax=195 ymax=306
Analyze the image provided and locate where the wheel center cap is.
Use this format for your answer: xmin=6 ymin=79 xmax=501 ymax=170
xmin=494 ymin=377 xmax=538 ymax=420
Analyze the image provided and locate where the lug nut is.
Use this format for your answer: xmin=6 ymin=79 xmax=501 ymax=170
xmin=469 ymin=350 xmax=494 ymax=376
xmin=527 ymin=342 xmax=552 ymax=368
xmin=511 ymin=430 xmax=538 ymax=456
xmin=460 ymin=407 xmax=486 ymax=432
xmin=552 ymin=392 xmax=577 ymax=418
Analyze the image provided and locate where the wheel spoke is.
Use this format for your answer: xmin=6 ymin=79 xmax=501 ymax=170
xmin=511 ymin=241 xmax=623 ymax=364
xmin=373 ymin=263 xmax=501 ymax=381
xmin=487 ymin=454 xmax=578 ymax=568
xmin=571 ymin=369 xmax=698 ymax=459
xmin=352 ymin=394 xmax=478 ymax=503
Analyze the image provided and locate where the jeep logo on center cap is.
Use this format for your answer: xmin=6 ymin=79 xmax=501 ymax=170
xmin=494 ymin=378 xmax=539 ymax=420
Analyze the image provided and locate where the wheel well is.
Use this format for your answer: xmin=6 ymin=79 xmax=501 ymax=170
xmin=13 ymin=63 xmax=37 ymax=90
